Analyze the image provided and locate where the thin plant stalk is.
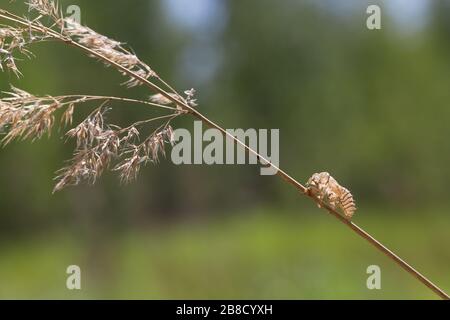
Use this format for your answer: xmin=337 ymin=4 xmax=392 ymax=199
xmin=0 ymin=6 xmax=448 ymax=300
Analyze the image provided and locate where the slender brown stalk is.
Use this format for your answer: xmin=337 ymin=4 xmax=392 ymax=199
xmin=58 ymin=32 xmax=450 ymax=300
xmin=1 ymin=94 xmax=180 ymax=111
xmin=0 ymin=5 xmax=448 ymax=300
xmin=314 ymin=199 xmax=450 ymax=300
xmin=349 ymin=221 xmax=449 ymax=299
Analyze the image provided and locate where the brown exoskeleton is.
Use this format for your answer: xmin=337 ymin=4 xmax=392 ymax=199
xmin=306 ymin=172 xmax=356 ymax=220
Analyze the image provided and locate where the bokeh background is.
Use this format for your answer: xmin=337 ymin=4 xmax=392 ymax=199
xmin=0 ymin=0 xmax=449 ymax=299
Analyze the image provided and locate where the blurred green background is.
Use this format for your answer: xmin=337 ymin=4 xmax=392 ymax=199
xmin=0 ymin=0 xmax=449 ymax=299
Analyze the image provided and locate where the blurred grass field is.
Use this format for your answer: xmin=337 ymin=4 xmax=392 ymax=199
xmin=0 ymin=207 xmax=448 ymax=300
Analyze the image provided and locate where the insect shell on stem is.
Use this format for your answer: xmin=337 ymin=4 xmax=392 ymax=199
xmin=306 ymin=172 xmax=356 ymax=220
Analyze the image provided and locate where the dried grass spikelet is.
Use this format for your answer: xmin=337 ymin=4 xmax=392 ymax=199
xmin=14 ymin=1 xmax=156 ymax=87
xmin=66 ymin=107 xmax=107 ymax=149
xmin=149 ymin=93 xmax=185 ymax=112
xmin=113 ymin=147 xmax=143 ymax=184
xmin=0 ymin=87 xmax=99 ymax=145
xmin=113 ymin=125 xmax=175 ymax=184
xmin=55 ymin=104 xmax=177 ymax=190
xmin=61 ymin=103 xmax=75 ymax=126
xmin=63 ymin=18 xmax=156 ymax=88
xmin=0 ymin=23 xmax=51 ymax=77
xmin=0 ymin=40 xmax=23 ymax=77
xmin=0 ymin=85 xmax=180 ymax=191
xmin=306 ymin=172 xmax=356 ymax=220
xmin=184 ymin=88 xmax=198 ymax=107
xmin=0 ymin=87 xmax=59 ymax=144
xmin=1 ymin=2 xmax=182 ymax=191
xmin=27 ymin=0 xmax=61 ymax=20
xmin=149 ymin=93 xmax=179 ymax=105
xmin=55 ymin=108 xmax=121 ymax=192
xmin=53 ymin=128 xmax=121 ymax=193
xmin=144 ymin=126 xmax=175 ymax=162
